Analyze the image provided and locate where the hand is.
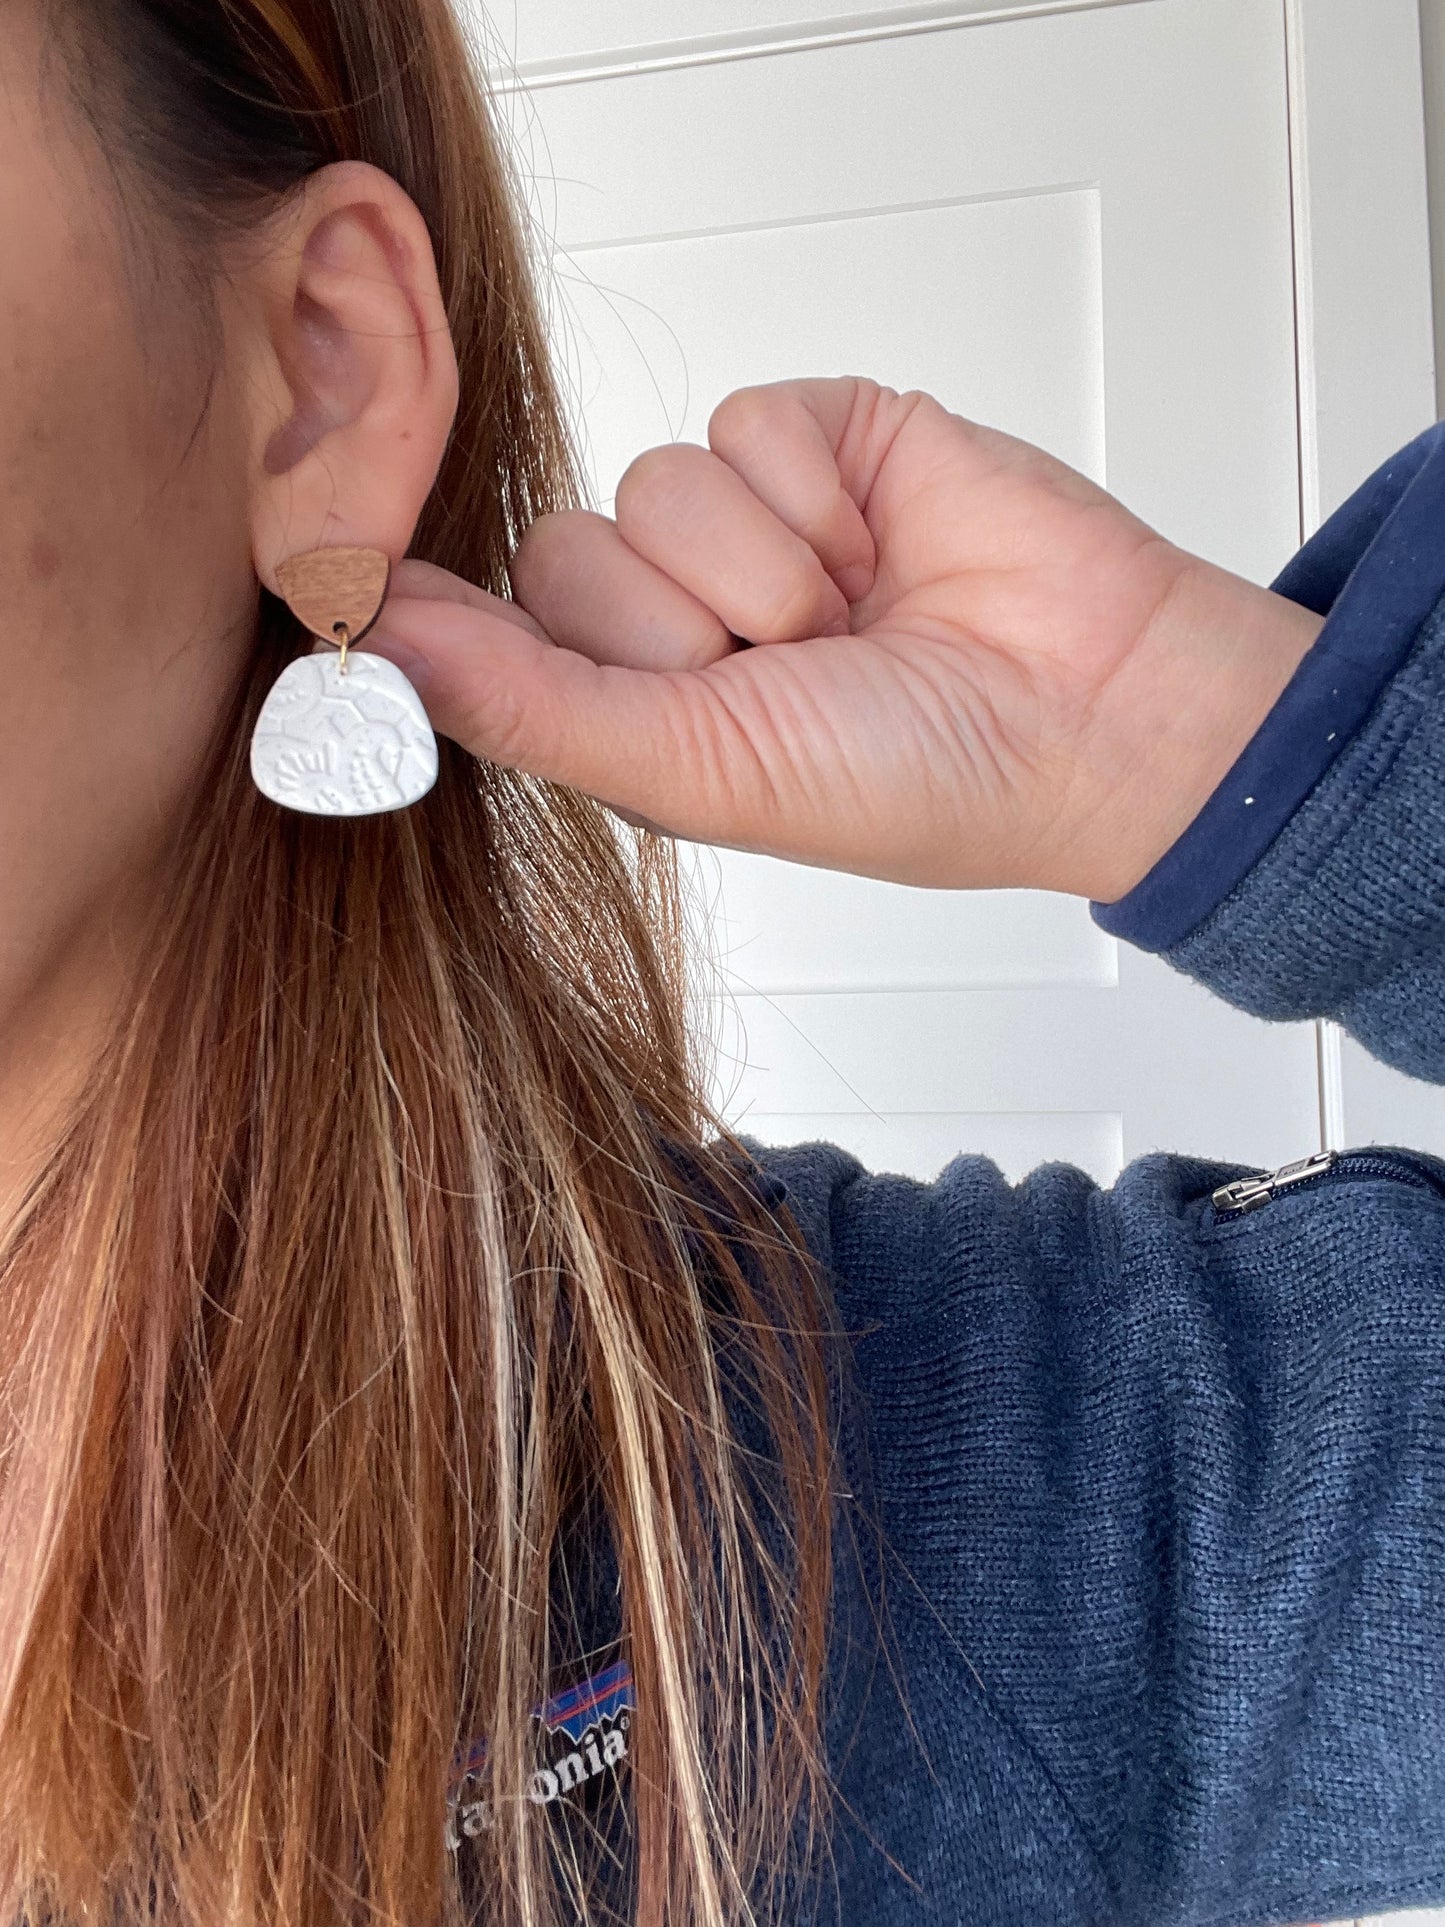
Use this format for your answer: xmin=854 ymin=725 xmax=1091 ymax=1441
xmin=366 ymin=377 xmax=1325 ymax=900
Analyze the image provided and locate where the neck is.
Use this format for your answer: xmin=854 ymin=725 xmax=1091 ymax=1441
xmin=0 ymin=594 xmax=259 ymax=1242
xmin=0 ymin=840 xmax=165 ymax=1245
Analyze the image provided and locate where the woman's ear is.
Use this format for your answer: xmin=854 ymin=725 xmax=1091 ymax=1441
xmin=239 ymin=160 xmax=460 ymax=599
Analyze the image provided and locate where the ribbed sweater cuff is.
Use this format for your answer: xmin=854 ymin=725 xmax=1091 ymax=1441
xmin=1160 ymin=584 xmax=1445 ymax=1062
xmin=1091 ymin=419 xmax=1445 ymax=952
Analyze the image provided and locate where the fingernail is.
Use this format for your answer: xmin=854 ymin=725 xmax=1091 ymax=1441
xmin=835 ymin=562 xmax=874 ymax=603
xmin=822 ymin=611 xmax=852 ymax=637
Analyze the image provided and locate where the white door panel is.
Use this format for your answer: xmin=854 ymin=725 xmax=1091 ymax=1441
xmin=708 ymin=945 xmax=1320 ymax=1174
xmin=690 ymin=856 xmax=1115 ymax=993
xmin=507 ymin=0 xmax=1300 ymax=572
xmin=504 ymin=0 xmax=1319 ymax=1184
xmin=553 ymin=184 xmax=1105 ymax=511
xmin=1337 ymin=1039 xmax=1445 ymax=1161
xmin=479 ymin=0 xmax=1148 ymax=79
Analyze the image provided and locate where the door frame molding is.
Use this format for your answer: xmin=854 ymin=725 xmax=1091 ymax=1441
xmin=1284 ymin=0 xmax=1434 ymax=533
xmin=1285 ymin=0 xmax=1435 ymax=1149
xmin=485 ymin=0 xmax=1150 ymax=89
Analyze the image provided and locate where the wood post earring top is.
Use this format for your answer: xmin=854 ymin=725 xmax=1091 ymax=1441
xmin=276 ymin=546 xmax=392 ymax=667
xmin=250 ymin=545 xmax=440 ymax=818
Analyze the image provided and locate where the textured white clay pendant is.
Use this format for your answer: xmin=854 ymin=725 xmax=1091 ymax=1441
xmin=251 ymin=545 xmax=439 ymax=817
xmin=250 ymin=647 xmax=439 ymax=816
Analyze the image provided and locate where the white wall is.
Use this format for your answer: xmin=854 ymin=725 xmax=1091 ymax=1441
xmin=1421 ymin=0 xmax=1445 ymax=413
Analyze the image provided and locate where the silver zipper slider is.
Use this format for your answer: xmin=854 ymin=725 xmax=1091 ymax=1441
xmin=1211 ymin=1149 xmax=1339 ymax=1215
xmin=1209 ymin=1148 xmax=1348 ymax=1210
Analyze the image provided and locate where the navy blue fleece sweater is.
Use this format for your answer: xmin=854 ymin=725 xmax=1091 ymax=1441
xmin=451 ymin=427 xmax=1445 ymax=1925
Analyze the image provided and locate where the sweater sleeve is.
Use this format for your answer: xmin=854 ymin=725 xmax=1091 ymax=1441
xmin=740 ymin=426 xmax=1445 ymax=1927
xmin=750 ymin=1132 xmax=1445 ymax=1927
xmin=1090 ymin=419 xmax=1445 ymax=1082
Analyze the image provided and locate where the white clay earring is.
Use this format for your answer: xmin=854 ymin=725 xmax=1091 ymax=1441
xmin=250 ymin=545 xmax=439 ymax=817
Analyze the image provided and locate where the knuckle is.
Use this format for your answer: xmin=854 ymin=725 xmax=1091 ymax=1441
xmin=614 ymin=443 xmax=698 ymax=523
xmin=512 ymin=508 xmax=608 ymax=612
xmin=509 ymin=510 xmax=590 ymax=599
xmin=706 ymin=384 xmax=774 ymax=453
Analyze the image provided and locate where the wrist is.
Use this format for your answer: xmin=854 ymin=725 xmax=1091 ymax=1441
xmin=1062 ymin=554 xmax=1326 ymax=904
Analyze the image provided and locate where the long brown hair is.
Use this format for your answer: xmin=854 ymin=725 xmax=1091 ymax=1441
xmin=0 ymin=4 xmax=841 ymax=1922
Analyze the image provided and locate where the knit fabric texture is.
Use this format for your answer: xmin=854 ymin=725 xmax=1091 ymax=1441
xmin=1168 ymin=586 xmax=1445 ymax=1075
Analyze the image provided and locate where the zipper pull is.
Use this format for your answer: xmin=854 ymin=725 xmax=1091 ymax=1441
xmin=1210 ymin=1149 xmax=1339 ymax=1216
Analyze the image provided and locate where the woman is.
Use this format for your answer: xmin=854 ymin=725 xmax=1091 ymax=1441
xmin=0 ymin=1 xmax=1439 ymax=1924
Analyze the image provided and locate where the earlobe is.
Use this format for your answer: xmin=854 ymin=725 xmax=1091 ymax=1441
xmin=246 ymin=161 xmax=460 ymax=598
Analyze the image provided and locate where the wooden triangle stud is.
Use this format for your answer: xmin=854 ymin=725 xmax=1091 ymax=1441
xmin=276 ymin=547 xmax=392 ymax=644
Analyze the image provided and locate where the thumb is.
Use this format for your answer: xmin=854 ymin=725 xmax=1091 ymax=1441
xmin=364 ymin=595 xmax=737 ymax=838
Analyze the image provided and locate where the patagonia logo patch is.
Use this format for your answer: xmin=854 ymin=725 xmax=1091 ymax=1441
xmin=445 ymin=1652 xmax=634 ymax=1849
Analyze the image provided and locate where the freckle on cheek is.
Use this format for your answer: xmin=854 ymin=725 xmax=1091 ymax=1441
xmin=25 ymin=535 xmax=61 ymax=584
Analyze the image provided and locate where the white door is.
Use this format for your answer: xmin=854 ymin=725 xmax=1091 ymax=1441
xmin=478 ymin=0 xmax=1324 ymax=1186
xmin=475 ymin=0 xmax=1438 ymax=1198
